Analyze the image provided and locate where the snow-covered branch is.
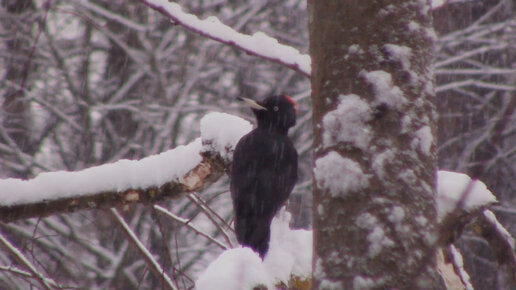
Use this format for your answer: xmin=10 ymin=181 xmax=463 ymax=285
xmin=436 ymin=171 xmax=497 ymax=245
xmin=138 ymin=0 xmax=311 ymax=77
xmin=0 ymin=113 xmax=251 ymax=223
xmin=438 ymin=245 xmax=474 ymax=290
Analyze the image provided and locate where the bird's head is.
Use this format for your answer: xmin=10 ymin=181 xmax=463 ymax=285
xmin=238 ymin=95 xmax=297 ymax=134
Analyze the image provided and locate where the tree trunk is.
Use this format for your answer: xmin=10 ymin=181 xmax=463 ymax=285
xmin=309 ymin=1 xmax=445 ymax=288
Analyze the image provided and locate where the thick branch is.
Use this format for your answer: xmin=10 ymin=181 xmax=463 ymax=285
xmin=0 ymin=152 xmax=227 ymax=223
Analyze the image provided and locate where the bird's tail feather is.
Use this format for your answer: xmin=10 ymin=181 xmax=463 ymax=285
xmin=235 ymin=215 xmax=273 ymax=259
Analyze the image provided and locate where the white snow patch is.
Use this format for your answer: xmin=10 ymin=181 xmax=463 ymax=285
xmin=320 ymin=279 xmax=343 ymax=289
xmin=0 ymin=139 xmax=203 ymax=206
xmin=384 ymin=44 xmax=412 ymax=71
xmin=357 ymin=213 xmax=378 ymax=230
xmin=388 ymin=206 xmax=405 ymax=223
xmin=413 ymin=126 xmax=433 ymax=155
xmin=401 ymin=114 xmax=413 ymax=134
xmin=436 ymin=171 xmax=497 ymax=221
xmin=407 ymin=21 xmax=421 ymax=32
xmin=348 ymin=44 xmax=364 ymax=55
xmin=322 ymin=94 xmax=372 ymax=150
xmin=415 ymin=216 xmax=428 ymax=227
xmin=420 ymin=0 xmax=431 ymax=15
xmin=314 ymin=151 xmax=370 ymax=197
xmin=368 ymin=226 xmax=394 ymax=257
xmin=196 ymin=247 xmax=273 ymax=290
xmin=372 ymin=150 xmax=395 ymax=179
xmin=313 ymin=257 xmax=324 ymax=279
xmin=431 ymin=0 xmax=445 ymax=9
xmin=196 ymin=208 xmax=312 ymax=288
xmin=357 ymin=213 xmax=394 ymax=257
xmin=389 ymin=206 xmax=409 ymax=234
xmin=361 ymin=70 xmax=406 ymax=109
xmin=353 ymin=275 xmax=376 ymax=290
xmin=200 ymin=112 xmax=252 ymax=161
xmin=264 ymin=209 xmax=312 ymax=282
xmin=377 ymin=5 xmax=396 ymax=18
xmin=317 ymin=204 xmax=324 ymax=216
xmin=424 ymin=27 xmax=437 ymax=41
xmin=399 ymin=169 xmax=417 ymax=185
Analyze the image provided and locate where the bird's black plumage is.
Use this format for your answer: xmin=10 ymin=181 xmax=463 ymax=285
xmin=230 ymin=94 xmax=298 ymax=258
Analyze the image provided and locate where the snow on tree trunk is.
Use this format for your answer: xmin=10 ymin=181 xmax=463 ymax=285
xmin=309 ymin=0 xmax=445 ymax=288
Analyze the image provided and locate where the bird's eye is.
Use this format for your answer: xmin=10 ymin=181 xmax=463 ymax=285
xmin=273 ymin=106 xmax=279 ymax=111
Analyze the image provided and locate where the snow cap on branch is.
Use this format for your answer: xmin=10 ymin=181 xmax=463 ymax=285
xmin=0 ymin=140 xmax=203 ymax=206
xmin=437 ymin=170 xmax=497 ymax=221
xmin=200 ymin=112 xmax=252 ymax=161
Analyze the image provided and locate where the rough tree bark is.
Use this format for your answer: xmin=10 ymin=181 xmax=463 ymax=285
xmin=309 ymin=1 xmax=445 ymax=288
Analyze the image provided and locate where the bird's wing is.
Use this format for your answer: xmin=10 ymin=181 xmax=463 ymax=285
xmin=230 ymin=131 xmax=297 ymax=215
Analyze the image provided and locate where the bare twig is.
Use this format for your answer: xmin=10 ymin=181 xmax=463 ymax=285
xmin=150 ymin=206 xmax=196 ymax=289
xmin=0 ymin=265 xmax=65 ymax=289
xmin=0 ymin=231 xmax=55 ymax=290
xmin=154 ymin=205 xmax=229 ymax=250
xmin=109 ymin=208 xmax=178 ymax=290
xmin=190 ymin=192 xmax=233 ymax=232
xmin=186 ymin=194 xmax=233 ymax=248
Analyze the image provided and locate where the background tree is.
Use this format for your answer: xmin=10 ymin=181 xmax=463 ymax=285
xmin=310 ymin=0 xmax=443 ymax=288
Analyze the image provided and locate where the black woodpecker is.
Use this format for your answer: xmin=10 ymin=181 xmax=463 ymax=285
xmin=230 ymin=94 xmax=298 ymax=258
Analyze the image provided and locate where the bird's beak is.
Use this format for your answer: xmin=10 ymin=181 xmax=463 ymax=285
xmin=237 ymin=97 xmax=267 ymax=111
